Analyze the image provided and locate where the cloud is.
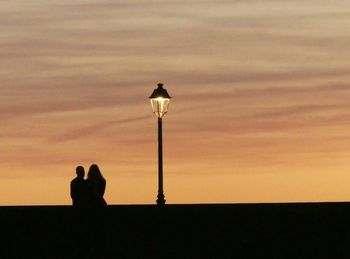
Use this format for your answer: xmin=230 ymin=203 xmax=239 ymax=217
xmin=244 ymin=104 xmax=343 ymax=120
xmin=174 ymin=81 xmax=350 ymax=104
xmin=47 ymin=115 xmax=150 ymax=143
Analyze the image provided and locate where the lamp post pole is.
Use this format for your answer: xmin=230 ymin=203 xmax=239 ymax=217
xmin=149 ymin=83 xmax=171 ymax=206
xmin=157 ymin=117 xmax=165 ymax=205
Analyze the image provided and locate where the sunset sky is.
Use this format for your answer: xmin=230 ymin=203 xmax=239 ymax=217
xmin=1 ymin=0 xmax=350 ymax=205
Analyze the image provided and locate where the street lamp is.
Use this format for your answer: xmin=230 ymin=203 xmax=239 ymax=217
xmin=149 ymin=83 xmax=171 ymax=205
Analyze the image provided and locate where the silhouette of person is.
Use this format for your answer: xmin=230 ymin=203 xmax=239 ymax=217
xmin=70 ymin=166 xmax=88 ymax=207
xmin=86 ymin=164 xmax=107 ymax=207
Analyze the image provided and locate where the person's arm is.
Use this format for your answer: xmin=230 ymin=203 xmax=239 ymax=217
xmin=70 ymin=181 xmax=75 ymax=200
xmin=101 ymin=180 xmax=106 ymax=197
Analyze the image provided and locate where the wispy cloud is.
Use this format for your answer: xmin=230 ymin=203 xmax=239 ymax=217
xmin=47 ymin=115 xmax=150 ymax=143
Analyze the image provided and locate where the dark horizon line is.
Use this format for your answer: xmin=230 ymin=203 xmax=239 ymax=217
xmin=2 ymin=200 xmax=350 ymax=208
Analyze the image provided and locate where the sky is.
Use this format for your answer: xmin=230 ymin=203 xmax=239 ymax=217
xmin=1 ymin=0 xmax=350 ymax=205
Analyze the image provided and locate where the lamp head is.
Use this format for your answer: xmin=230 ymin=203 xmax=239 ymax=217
xmin=149 ymin=83 xmax=171 ymax=118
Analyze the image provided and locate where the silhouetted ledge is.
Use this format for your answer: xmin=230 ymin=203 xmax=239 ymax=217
xmin=2 ymin=202 xmax=350 ymax=258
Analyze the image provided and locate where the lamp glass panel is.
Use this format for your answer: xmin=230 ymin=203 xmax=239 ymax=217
xmin=151 ymin=98 xmax=170 ymax=118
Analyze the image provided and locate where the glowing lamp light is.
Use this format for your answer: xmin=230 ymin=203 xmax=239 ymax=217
xmin=149 ymin=83 xmax=171 ymax=118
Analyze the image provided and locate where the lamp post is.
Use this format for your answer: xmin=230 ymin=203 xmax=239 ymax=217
xmin=149 ymin=83 xmax=171 ymax=205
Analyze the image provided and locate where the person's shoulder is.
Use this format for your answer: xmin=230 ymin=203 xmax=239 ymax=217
xmin=71 ymin=177 xmax=82 ymax=184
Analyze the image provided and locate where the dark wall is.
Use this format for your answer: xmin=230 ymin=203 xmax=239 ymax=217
xmin=1 ymin=203 xmax=350 ymax=258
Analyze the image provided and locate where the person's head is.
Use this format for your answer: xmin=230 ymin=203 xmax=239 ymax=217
xmin=88 ymin=164 xmax=103 ymax=180
xmin=76 ymin=166 xmax=85 ymax=178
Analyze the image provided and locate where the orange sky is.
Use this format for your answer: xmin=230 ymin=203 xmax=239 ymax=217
xmin=1 ymin=1 xmax=350 ymax=205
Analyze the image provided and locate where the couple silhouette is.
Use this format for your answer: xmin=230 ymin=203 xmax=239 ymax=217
xmin=70 ymin=164 xmax=107 ymax=208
